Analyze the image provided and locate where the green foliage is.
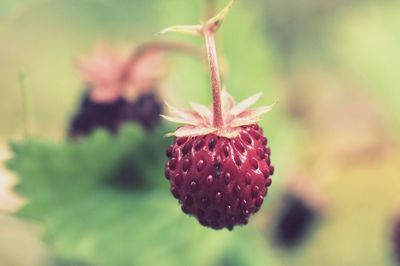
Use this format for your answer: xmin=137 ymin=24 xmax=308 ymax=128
xmin=0 ymin=0 xmax=28 ymax=17
xmin=329 ymin=1 xmax=400 ymax=132
xmin=3 ymin=1 xmax=291 ymax=265
xmin=7 ymin=124 xmax=282 ymax=266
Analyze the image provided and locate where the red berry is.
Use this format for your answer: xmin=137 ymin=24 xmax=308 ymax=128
xmin=160 ymin=1 xmax=276 ymax=230
xmin=165 ymin=125 xmax=273 ymax=230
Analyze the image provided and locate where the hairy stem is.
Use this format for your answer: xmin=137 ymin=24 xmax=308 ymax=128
xmin=204 ymin=29 xmax=224 ymax=128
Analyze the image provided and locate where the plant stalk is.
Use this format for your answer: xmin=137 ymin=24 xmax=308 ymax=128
xmin=204 ymin=28 xmax=224 ymax=128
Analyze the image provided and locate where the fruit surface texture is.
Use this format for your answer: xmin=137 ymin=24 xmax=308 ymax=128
xmin=165 ymin=125 xmax=273 ymax=230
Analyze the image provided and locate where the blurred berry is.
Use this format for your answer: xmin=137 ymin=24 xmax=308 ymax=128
xmin=272 ymin=194 xmax=318 ymax=249
xmin=76 ymin=44 xmax=127 ymax=103
xmin=68 ymin=93 xmax=127 ymax=139
xmin=120 ymin=92 xmax=163 ymax=131
xmin=270 ymin=175 xmax=328 ymax=249
xmin=392 ymin=216 xmax=400 ymax=264
xmin=68 ymin=42 xmax=170 ymax=139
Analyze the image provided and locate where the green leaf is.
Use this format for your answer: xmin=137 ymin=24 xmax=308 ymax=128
xmin=7 ymin=124 xmax=282 ymax=266
xmin=3 ymin=1 xmax=288 ymax=265
xmin=329 ymin=1 xmax=400 ymax=132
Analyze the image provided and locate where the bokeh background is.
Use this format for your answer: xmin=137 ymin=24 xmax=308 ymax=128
xmin=1 ymin=0 xmax=400 ymax=265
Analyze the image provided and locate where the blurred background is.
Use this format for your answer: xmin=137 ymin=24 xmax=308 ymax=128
xmin=1 ymin=0 xmax=400 ymax=265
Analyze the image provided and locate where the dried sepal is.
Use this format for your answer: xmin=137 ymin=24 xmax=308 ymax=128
xmin=230 ymin=92 xmax=262 ymax=116
xmin=76 ymin=43 xmax=128 ymax=103
xmin=163 ymin=90 xmax=275 ymax=138
xmin=76 ymin=44 xmax=127 ymax=84
xmin=229 ymin=116 xmax=258 ymax=128
xmin=217 ymin=127 xmax=242 ymax=138
xmin=221 ymin=88 xmax=236 ymax=114
xmin=190 ymin=102 xmax=213 ymax=122
xmin=160 ymin=115 xmax=197 ymax=125
xmin=166 ymin=125 xmax=216 ymax=137
xmin=165 ymin=102 xmax=203 ymax=124
xmin=235 ymin=103 xmax=277 ymax=120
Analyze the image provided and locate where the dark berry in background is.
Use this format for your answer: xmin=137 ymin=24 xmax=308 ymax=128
xmin=120 ymin=92 xmax=163 ymax=131
xmin=68 ymin=93 xmax=127 ymax=139
xmin=272 ymin=194 xmax=318 ymax=249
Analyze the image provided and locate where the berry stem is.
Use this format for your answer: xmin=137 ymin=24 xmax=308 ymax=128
xmin=204 ymin=28 xmax=224 ymax=128
xmin=157 ymin=0 xmax=233 ymax=129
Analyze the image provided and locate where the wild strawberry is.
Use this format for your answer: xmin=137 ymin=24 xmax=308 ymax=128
xmin=271 ymin=176 xmax=328 ymax=248
xmin=165 ymin=123 xmax=273 ymax=230
xmin=68 ymin=42 xmax=203 ymax=138
xmin=272 ymin=195 xmax=316 ymax=248
xmin=76 ymin=44 xmax=128 ymax=104
xmin=120 ymin=93 xmax=163 ymax=131
xmin=68 ymin=94 xmax=127 ymax=139
xmin=68 ymin=44 xmax=128 ymax=139
xmin=161 ymin=0 xmax=276 ymax=230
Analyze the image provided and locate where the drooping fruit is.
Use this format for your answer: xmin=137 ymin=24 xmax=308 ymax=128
xmin=272 ymin=195 xmax=317 ymax=248
xmin=165 ymin=124 xmax=273 ymax=230
xmin=68 ymin=93 xmax=127 ymax=139
xmin=68 ymin=43 xmax=165 ymax=138
xmin=163 ymin=90 xmax=275 ymax=230
xmin=271 ymin=176 xmax=327 ymax=248
xmin=68 ymin=42 xmax=202 ymax=138
xmin=68 ymin=44 xmax=128 ymax=139
xmin=160 ymin=0 xmax=276 ymax=230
